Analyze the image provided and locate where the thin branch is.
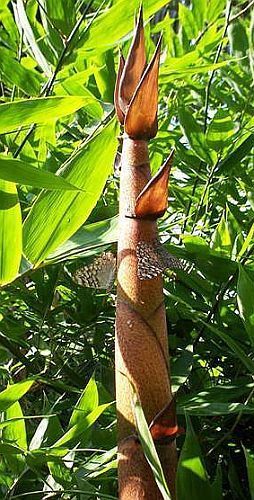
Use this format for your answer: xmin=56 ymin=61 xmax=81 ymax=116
xmin=191 ymin=158 xmax=219 ymax=230
xmin=204 ymin=0 xmax=232 ymax=133
xmin=42 ymin=0 xmax=95 ymax=96
xmin=229 ymin=0 xmax=254 ymax=24
xmin=36 ymin=0 xmax=63 ymax=37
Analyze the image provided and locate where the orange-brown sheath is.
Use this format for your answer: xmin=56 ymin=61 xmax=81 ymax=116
xmin=115 ymin=8 xmax=177 ymax=499
xmin=116 ymin=139 xmax=177 ymax=499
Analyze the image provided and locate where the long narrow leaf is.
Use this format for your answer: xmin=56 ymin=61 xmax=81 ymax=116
xmin=52 ymin=403 xmax=111 ymax=448
xmin=23 ymin=119 xmax=119 ymax=265
xmin=134 ymin=395 xmax=171 ymax=500
xmin=0 ymin=379 xmax=34 ymax=412
xmin=0 ymin=157 xmax=81 ymax=191
xmin=46 ymin=216 xmax=118 ymax=263
xmin=177 ymin=416 xmax=222 ymax=500
xmin=82 ymin=0 xmax=170 ymax=50
xmin=14 ymin=0 xmax=51 ymax=76
xmin=0 ymin=179 xmax=22 ymax=286
xmin=0 ymin=96 xmax=96 ymax=135
xmin=0 ymin=47 xmax=44 ymax=96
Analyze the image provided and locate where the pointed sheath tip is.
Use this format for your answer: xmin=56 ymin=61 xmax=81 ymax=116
xmin=119 ymin=4 xmax=146 ymax=115
xmin=134 ymin=149 xmax=174 ymax=220
xmin=124 ymin=34 xmax=162 ymax=140
xmin=134 ymin=4 xmax=143 ymax=28
xmin=137 ymin=3 xmax=143 ymax=26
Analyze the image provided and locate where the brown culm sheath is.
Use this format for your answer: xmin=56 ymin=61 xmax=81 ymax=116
xmin=115 ymin=8 xmax=178 ymax=499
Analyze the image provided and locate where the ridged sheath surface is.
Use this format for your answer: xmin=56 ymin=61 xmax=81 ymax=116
xmin=116 ymin=137 xmax=177 ymax=499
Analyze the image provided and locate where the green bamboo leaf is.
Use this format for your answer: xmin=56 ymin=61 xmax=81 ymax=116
xmin=23 ymin=119 xmax=119 ymax=266
xmin=0 ymin=96 xmax=97 ymax=134
xmin=3 ymin=402 xmax=27 ymax=475
xmin=0 ymin=1 xmax=19 ymax=47
xmin=54 ymin=70 xmax=103 ymax=119
xmin=93 ymin=50 xmax=116 ymax=103
xmin=52 ymin=403 xmax=111 ymax=448
xmin=237 ymin=265 xmax=254 ymax=347
xmin=179 ymin=4 xmax=198 ymax=40
xmin=46 ymin=216 xmax=118 ymax=263
xmin=178 ymin=107 xmax=217 ymax=165
xmin=0 ymin=179 xmax=22 ymax=286
xmin=219 ymin=133 xmax=254 ymax=173
xmin=14 ymin=0 xmax=51 ymax=76
xmin=243 ymin=446 xmax=254 ymax=500
xmin=207 ymin=109 xmax=235 ymax=151
xmin=192 ymin=0 xmax=207 ymax=32
xmin=210 ymin=213 xmax=232 ymax=256
xmin=61 ymin=84 xmax=103 ymax=120
xmin=207 ymin=0 xmax=227 ymax=23
xmin=4 ymin=402 xmax=27 ymax=450
xmin=134 ymin=395 xmax=171 ymax=500
xmin=0 ymin=380 xmax=34 ymax=412
xmin=179 ymin=401 xmax=254 ymax=416
xmin=177 ymin=416 xmax=222 ymax=500
xmin=0 ymin=157 xmax=81 ymax=191
xmin=0 ymin=47 xmax=44 ymax=96
xmin=82 ymin=0 xmax=170 ymax=51
xmin=160 ymin=60 xmax=229 ymax=82
xmin=237 ymin=221 xmax=254 ymax=260
xmin=43 ymin=0 xmax=76 ymax=37
xmin=69 ymin=376 xmax=99 ymax=428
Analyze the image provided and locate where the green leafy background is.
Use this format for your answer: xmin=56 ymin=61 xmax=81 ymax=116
xmin=0 ymin=0 xmax=253 ymax=498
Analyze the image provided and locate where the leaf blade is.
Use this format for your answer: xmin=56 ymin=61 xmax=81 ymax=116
xmin=0 ymin=157 xmax=81 ymax=191
xmin=23 ymin=119 xmax=119 ymax=265
xmin=0 ymin=96 xmax=97 ymax=135
xmin=0 ymin=179 xmax=22 ymax=286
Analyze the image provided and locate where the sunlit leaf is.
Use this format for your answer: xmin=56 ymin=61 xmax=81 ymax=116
xmin=177 ymin=416 xmax=222 ymax=500
xmin=46 ymin=216 xmax=118 ymax=263
xmin=207 ymin=109 xmax=235 ymax=151
xmin=0 ymin=179 xmax=22 ymax=286
xmin=52 ymin=403 xmax=111 ymax=448
xmin=23 ymin=119 xmax=119 ymax=265
xmin=3 ymin=402 xmax=27 ymax=475
xmin=14 ymin=0 xmax=51 ymax=76
xmin=0 ymin=47 xmax=44 ymax=95
xmin=0 ymin=157 xmax=82 ymax=190
xmin=134 ymin=394 xmax=172 ymax=500
xmin=0 ymin=96 xmax=97 ymax=134
xmin=178 ymin=107 xmax=217 ymax=165
xmin=82 ymin=0 xmax=171 ymax=51
xmin=69 ymin=376 xmax=99 ymax=428
xmin=0 ymin=380 xmax=34 ymax=412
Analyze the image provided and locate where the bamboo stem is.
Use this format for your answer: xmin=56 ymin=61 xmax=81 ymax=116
xmin=116 ymin=137 xmax=177 ymax=498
